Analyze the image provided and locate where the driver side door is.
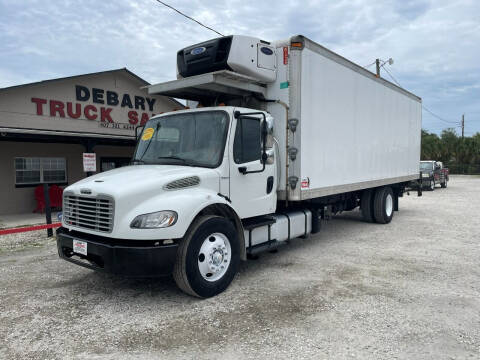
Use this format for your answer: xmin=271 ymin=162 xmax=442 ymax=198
xmin=229 ymin=113 xmax=276 ymax=219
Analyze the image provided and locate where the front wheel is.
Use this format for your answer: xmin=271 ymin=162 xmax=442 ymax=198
xmin=173 ymin=216 xmax=240 ymax=298
xmin=429 ymin=179 xmax=435 ymax=191
xmin=441 ymin=180 xmax=447 ymax=188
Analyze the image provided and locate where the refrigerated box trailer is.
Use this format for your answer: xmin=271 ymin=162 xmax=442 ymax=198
xmin=57 ymin=35 xmax=422 ymax=297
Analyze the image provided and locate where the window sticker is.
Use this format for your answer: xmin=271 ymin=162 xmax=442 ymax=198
xmin=142 ymin=127 xmax=155 ymax=141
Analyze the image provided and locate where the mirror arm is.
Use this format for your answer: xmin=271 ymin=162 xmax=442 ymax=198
xmin=135 ymin=125 xmax=145 ymax=140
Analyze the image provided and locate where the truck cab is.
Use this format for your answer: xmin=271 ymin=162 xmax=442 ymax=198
xmin=57 ymin=106 xmax=279 ymax=297
xmin=420 ymin=160 xmax=449 ymax=190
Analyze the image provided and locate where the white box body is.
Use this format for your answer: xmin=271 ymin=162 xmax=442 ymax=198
xmin=265 ymin=36 xmax=422 ymax=200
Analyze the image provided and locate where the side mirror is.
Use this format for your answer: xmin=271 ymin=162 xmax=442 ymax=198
xmin=264 ymin=115 xmax=274 ymax=148
xmin=135 ymin=126 xmax=144 ymax=140
xmin=265 ymin=148 xmax=275 ymax=165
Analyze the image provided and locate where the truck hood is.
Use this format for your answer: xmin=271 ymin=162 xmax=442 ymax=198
xmin=65 ymin=165 xmax=221 ymax=199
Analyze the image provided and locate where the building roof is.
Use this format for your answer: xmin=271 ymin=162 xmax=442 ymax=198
xmin=0 ymin=68 xmax=184 ymax=107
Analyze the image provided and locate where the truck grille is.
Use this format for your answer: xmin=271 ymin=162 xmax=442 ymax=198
xmin=63 ymin=194 xmax=114 ymax=233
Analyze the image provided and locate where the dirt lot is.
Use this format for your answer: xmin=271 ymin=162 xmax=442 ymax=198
xmin=1 ymin=175 xmax=479 ymax=359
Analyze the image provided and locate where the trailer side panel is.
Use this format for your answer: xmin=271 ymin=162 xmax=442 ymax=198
xmin=292 ymin=46 xmax=421 ymax=200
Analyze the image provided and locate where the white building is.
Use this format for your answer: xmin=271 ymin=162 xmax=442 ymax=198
xmin=0 ymin=68 xmax=182 ymax=215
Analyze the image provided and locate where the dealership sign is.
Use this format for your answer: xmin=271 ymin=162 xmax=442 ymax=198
xmin=31 ymin=85 xmax=161 ymax=127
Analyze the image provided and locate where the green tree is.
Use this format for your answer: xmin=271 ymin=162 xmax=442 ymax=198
xmin=421 ymin=129 xmax=480 ymax=174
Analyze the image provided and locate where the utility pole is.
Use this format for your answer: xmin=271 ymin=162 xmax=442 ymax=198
xmin=376 ymin=59 xmax=380 ymax=78
xmin=461 ymin=114 xmax=465 ymax=138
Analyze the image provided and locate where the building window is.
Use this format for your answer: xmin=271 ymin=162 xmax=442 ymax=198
xmin=15 ymin=157 xmax=67 ymax=186
xmin=100 ymin=157 xmax=131 ymax=172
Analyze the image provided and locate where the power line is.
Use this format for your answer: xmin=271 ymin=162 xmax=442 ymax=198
xmin=379 ymin=65 xmax=461 ymax=126
xmin=422 ymin=106 xmax=460 ymax=125
xmin=363 ymin=61 xmax=376 ymax=68
xmin=154 ymin=0 xmax=224 ymax=36
xmin=381 ymin=65 xmax=402 ymax=88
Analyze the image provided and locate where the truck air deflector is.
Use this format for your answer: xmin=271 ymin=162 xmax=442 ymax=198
xmin=147 ymin=70 xmax=267 ymax=102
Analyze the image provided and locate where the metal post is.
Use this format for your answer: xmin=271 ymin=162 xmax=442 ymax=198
xmin=461 ymin=114 xmax=464 ymax=139
xmin=43 ymin=183 xmax=53 ymax=237
xmin=418 ymin=171 xmax=423 ymax=197
xmin=376 ymin=59 xmax=380 ymax=78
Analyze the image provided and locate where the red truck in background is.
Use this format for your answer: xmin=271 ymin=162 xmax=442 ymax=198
xmin=420 ymin=161 xmax=449 ymax=190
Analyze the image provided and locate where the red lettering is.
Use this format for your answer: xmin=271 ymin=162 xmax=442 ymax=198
xmin=100 ymin=107 xmax=113 ymax=122
xmin=67 ymin=102 xmax=81 ymax=119
xmin=50 ymin=100 xmax=65 ymax=117
xmin=140 ymin=112 xmax=150 ymax=126
xmin=31 ymin=98 xmax=47 ymax=115
xmin=128 ymin=110 xmax=138 ymax=125
xmin=84 ymin=105 xmax=97 ymax=120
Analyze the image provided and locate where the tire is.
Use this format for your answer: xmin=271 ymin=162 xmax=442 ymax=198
xmin=429 ymin=179 xmax=435 ymax=191
xmin=441 ymin=180 xmax=447 ymax=188
xmin=173 ymin=215 xmax=240 ymax=298
xmin=361 ymin=190 xmax=375 ymax=223
xmin=373 ymin=186 xmax=394 ymax=224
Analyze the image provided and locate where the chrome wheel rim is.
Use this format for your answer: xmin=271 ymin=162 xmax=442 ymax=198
xmin=198 ymin=232 xmax=231 ymax=282
xmin=431 ymin=180 xmax=435 ymax=190
xmin=385 ymin=193 xmax=393 ymax=217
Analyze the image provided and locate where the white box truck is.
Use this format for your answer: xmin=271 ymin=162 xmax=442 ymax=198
xmin=57 ymin=35 xmax=422 ymax=297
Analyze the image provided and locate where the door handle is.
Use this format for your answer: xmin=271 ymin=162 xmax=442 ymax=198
xmin=238 ymin=166 xmax=247 ymax=175
xmin=266 ymin=176 xmax=274 ymax=194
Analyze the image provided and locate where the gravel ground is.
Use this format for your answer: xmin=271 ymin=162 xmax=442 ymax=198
xmin=1 ymin=175 xmax=479 ymax=359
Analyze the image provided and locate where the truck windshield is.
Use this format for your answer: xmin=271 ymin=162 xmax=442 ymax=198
xmin=133 ymin=111 xmax=229 ymax=168
xmin=420 ymin=162 xmax=433 ymax=171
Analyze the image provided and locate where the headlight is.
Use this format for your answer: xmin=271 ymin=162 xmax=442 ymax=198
xmin=130 ymin=210 xmax=177 ymax=229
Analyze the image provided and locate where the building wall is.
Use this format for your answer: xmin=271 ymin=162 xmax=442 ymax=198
xmin=0 ymin=70 xmax=181 ymax=137
xmin=0 ymin=141 xmax=134 ymax=215
xmin=0 ymin=69 xmax=180 ymax=215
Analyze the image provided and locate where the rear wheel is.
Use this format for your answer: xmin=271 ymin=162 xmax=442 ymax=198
xmin=173 ymin=216 xmax=240 ymax=298
xmin=361 ymin=190 xmax=375 ymax=223
xmin=373 ymin=187 xmax=394 ymax=224
xmin=441 ymin=180 xmax=447 ymax=188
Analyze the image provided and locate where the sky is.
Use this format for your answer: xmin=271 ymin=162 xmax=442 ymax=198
xmin=0 ymin=0 xmax=479 ymax=135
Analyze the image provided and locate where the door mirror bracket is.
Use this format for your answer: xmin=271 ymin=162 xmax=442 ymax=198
xmin=234 ymin=111 xmax=269 ymax=175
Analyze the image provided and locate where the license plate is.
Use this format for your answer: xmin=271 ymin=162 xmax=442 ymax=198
xmin=73 ymin=239 xmax=87 ymax=256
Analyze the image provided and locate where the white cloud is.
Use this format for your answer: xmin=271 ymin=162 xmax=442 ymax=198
xmin=0 ymin=0 xmax=479 ymax=133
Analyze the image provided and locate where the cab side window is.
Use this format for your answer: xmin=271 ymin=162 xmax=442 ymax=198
xmin=233 ymin=117 xmax=261 ymax=164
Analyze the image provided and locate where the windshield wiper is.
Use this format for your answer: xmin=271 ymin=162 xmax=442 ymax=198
xmin=157 ymin=156 xmax=199 ymax=167
xmin=157 ymin=156 xmax=187 ymax=163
